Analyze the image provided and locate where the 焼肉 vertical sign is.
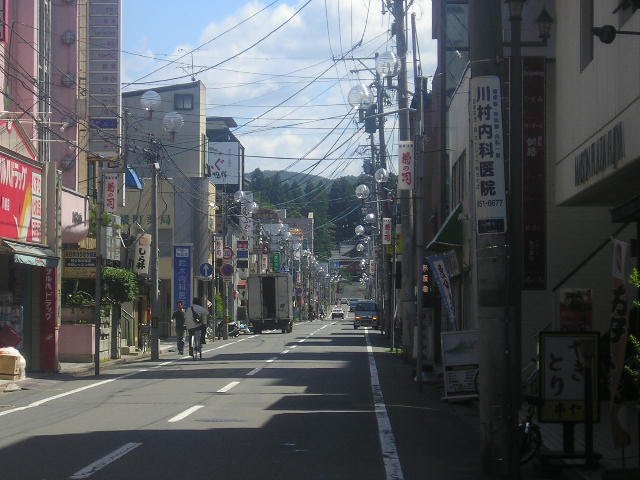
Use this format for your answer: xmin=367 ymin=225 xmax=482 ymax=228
xmin=0 ymin=155 xmax=43 ymax=243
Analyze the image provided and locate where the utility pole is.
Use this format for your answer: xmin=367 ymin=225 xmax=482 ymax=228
xmin=148 ymin=138 xmax=161 ymax=361
xmin=393 ymin=0 xmax=414 ymax=353
xmin=411 ymin=12 xmax=426 ymax=390
xmin=94 ymin=160 xmax=104 ymax=376
xmin=469 ymin=0 xmax=514 ymax=476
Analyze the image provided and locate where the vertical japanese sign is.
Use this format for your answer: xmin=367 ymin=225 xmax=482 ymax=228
xmin=539 ymin=332 xmax=599 ymax=423
xmin=104 ymin=173 xmax=118 ymax=213
xmin=470 ymin=75 xmax=507 ymax=234
xmin=0 ymin=155 xmax=43 ymax=243
xmin=522 ymin=57 xmax=546 ymax=289
xmin=40 ymin=267 xmax=57 ymax=372
xmin=133 ymin=234 xmax=151 ymax=276
xmin=609 ymin=239 xmax=631 ymax=447
xmin=214 ymin=238 xmax=224 ymax=259
xmin=397 ymin=141 xmax=414 ymax=190
xmin=87 ymin=0 xmax=120 ymax=157
xmin=173 ymin=244 xmax=192 ymax=309
xmin=382 ymin=217 xmax=392 ymax=245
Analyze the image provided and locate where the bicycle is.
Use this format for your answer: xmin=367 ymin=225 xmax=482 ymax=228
xmin=518 ymin=394 xmax=542 ymax=464
xmin=190 ymin=327 xmax=202 ymax=360
xmin=472 ymin=359 xmax=543 ymax=464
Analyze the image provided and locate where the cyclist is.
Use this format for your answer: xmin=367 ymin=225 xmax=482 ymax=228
xmin=185 ymin=297 xmax=209 ymax=357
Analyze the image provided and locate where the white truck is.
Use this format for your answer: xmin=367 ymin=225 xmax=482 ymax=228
xmin=246 ymin=273 xmax=293 ymax=334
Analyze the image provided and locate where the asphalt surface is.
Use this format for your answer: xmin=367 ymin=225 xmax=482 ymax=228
xmin=0 ymin=317 xmax=562 ymax=480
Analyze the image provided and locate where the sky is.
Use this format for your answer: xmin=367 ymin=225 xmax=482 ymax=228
xmin=122 ymin=0 xmax=436 ymax=179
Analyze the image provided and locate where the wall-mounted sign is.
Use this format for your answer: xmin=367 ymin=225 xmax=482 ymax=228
xmin=382 ymin=217 xmax=392 ymax=245
xmin=104 ymin=173 xmax=119 ymax=213
xmin=0 ymin=155 xmax=43 ymax=243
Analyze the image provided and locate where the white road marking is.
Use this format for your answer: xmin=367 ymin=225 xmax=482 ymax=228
xmin=282 ymin=349 xmax=290 ymax=354
xmin=217 ymin=381 xmax=240 ymax=393
xmin=289 ymin=345 xmax=298 ymax=349
xmin=365 ymin=330 xmax=405 ymax=480
xmin=246 ymin=366 xmax=263 ymax=376
xmin=68 ymin=442 xmax=142 ymax=479
xmin=298 ymin=338 xmax=306 ymax=343
xmin=265 ymin=357 xmax=277 ymax=363
xmin=168 ymin=405 xmax=204 ymax=423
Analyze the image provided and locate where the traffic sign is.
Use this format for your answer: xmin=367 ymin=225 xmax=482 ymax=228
xmin=199 ymin=262 xmax=213 ymax=277
xmin=220 ymin=263 xmax=234 ymax=277
xmin=223 ymin=247 xmax=233 ymax=261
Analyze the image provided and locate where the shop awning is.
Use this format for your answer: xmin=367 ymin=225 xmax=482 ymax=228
xmin=126 ymin=167 xmax=144 ymax=190
xmin=1 ymin=240 xmax=59 ymax=268
xmin=426 ymin=203 xmax=463 ymax=251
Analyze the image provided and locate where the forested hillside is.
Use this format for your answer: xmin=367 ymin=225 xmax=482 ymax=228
xmin=247 ymin=169 xmax=382 ymax=258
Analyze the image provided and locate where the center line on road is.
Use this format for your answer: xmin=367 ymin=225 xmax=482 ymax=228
xmin=217 ymin=381 xmax=240 ymax=393
xmin=69 ymin=442 xmax=142 ymax=479
xmin=168 ymin=405 xmax=204 ymax=423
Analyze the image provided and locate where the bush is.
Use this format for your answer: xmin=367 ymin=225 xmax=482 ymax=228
xmin=103 ymin=267 xmax=138 ymax=304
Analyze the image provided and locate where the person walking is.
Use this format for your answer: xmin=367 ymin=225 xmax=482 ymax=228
xmin=185 ymin=297 xmax=209 ymax=357
xmin=171 ymin=301 xmax=186 ymax=354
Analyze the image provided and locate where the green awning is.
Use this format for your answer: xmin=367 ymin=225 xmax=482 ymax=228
xmin=426 ymin=203 xmax=463 ymax=251
xmin=1 ymin=240 xmax=59 ymax=268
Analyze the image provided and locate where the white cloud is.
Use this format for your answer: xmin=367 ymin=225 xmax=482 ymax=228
xmin=123 ymin=1 xmax=436 ymax=179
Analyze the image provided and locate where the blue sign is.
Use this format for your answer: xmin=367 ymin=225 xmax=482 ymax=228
xmin=90 ymin=118 xmax=118 ymax=129
xmin=236 ymin=250 xmax=249 ymax=259
xmin=173 ymin=245 xmax=192 ymax=308
xmin=199 ymin=262 xmax=213 ymax=277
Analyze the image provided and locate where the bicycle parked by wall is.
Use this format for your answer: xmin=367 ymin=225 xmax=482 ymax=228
xmin=472 ymin=358 xmax=542 ymax=464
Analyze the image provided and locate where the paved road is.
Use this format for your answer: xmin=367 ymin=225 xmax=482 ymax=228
xmin=0 ymin=318 xmax=485 ymax=480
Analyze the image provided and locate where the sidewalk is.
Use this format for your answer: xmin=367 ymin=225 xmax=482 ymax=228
xmin=1 ymin=337 xmax=178 ymax=392
xmin=369 ymin=333 xmax=639 ymax=480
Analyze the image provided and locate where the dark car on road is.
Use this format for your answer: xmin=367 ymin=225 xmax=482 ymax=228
xmin=353 ymin=300 xmax=380 ymax=329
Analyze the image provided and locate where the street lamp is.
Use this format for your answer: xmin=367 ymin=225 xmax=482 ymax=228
xmin=374 ymin=168 xmax=389 ymax=184
xmin=163 ymin=111 xmax=184 ymax=143
xmin=355 ymin=224 xmax=365 ymax=236
xmin=140 ymin=90 xmax=160 ymax=119
xmin=355 ymin=184 xmax=370 ymax=200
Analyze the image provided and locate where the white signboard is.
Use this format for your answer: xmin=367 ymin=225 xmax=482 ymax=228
xmin=441 ymin=330 xmax=480 ymax=400
xmin=470 ymin=75 xmax=507 ymax=234
xmin=214 ymin=238 xmax=224 ymax=259
xmin=104 ymin=173 xmax=119 ymax=213
xmin=134 ymin=233 xmax=152 ymax=276
xmin=208 ymin=142 xmax=241 ymax=185
xmin=397 ymin=141 xmax=414 ymax=190
xmin=382 ymin=217 xmax=391 ymax=245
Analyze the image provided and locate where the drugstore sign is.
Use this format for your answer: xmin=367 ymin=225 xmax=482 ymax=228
xmin=0 ymin=154 xmax=43 ymax=243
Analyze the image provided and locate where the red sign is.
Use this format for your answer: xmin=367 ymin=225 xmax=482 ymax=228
xmin=0 ymin=154 xmax=43 ymax=243
xmin=40 ymin=267 xmax=58 ymax=372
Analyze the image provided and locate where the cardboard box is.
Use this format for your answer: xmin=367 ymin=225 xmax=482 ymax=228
xmin=0 ymin=354 xmax=21 ymax=380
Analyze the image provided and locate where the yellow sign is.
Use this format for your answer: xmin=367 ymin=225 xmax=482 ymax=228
xmin=62 ymin=249 xmax=97 ymax=279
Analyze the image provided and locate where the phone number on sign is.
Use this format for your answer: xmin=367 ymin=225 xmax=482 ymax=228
xmin=477 ymin=199 xmax=504 ymax=208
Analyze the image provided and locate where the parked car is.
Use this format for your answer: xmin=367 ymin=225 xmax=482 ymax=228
xmin=353 ymin=300 xmax=380 ymax=329
xmin=331 ymin=306 xmax=345 ymax=319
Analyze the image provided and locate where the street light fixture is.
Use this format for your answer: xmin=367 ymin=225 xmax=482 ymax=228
xmin=347 ymin=84 xmax=372 ymax=109
xmin=374 ymin=168 xmax=389 ymax=184
xmin=355 ymin=224 xmax=365 ymax=236
xmin=163 ymin=111 xmax=184 ymax=143
xmin=140 ymin=90 xmax=161 ymax=119
xmin=355 ymin=184 xmax=370 ymax=200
